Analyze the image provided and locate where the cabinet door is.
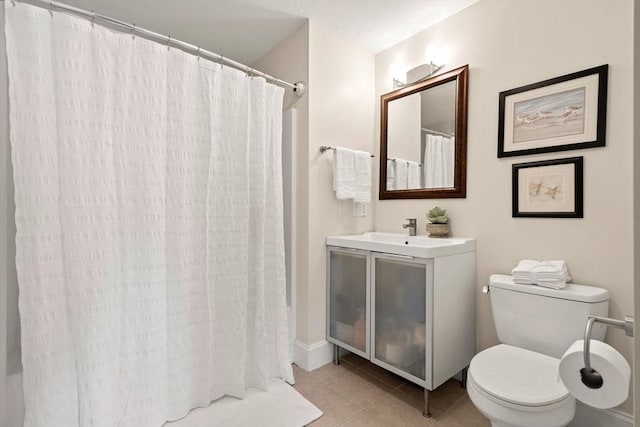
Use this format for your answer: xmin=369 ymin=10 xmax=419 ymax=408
xmin=326 ymin=247 xmax=369 ymax=357
xmin=372 ymin=254 xmax=433 ymax=387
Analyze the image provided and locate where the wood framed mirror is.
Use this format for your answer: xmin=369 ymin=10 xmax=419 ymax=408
xmin=379 ymin=64 xmax=468 ymax=199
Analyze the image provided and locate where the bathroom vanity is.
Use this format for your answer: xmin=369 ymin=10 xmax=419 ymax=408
xmin=326 ymin=232 xmax=475 ymax=416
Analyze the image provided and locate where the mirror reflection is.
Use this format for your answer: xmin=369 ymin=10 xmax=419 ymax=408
xmin=380 ymin=65 xmax=468 ymax=199
xmin=386 ymin=80 xmax=456 ymax=190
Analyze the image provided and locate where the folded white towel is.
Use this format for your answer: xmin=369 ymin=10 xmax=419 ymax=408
xmin=512 ymin=259 xmax=568 ymax=274
xmin=525 ymin=280 xmax=566 ymax=290
xmin=353 ymin=150 xmax=371 ymax=203
xmin=511 ymin=259 xmax=571 ymax=289
xmin=394 ymin=160 xmax=408 ymax=190
xmin=513 ymin=277 xmax=568 ymax=290
xmin=407 ymin=161 xmax=421 ymax=189
xmin=333 ymin=147 xmax=356 ymax=200
xmin=386 ymin=160 xmax=395 ymax=191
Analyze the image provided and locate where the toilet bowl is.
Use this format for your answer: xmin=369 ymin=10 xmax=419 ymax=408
xmin=467 ymin=344 xmax=575 ymax=427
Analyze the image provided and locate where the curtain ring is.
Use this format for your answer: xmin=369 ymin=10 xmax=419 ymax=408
xmin=131 ymin=24 xmax=136 ymax=39
xmin=49 ymin=1 xmax=54 ymax=16
xmin=90 ymin=10 xmax=95 ymax=27
xmin=167 ymin=36 xmax=172 ymax=50
xmin=219 ymin=55 xmax=224 ymax=70
xmin=10 ymin=0 xmax=16 ymax=7
xmin=196 ymin=47 xmax=201 ymax=61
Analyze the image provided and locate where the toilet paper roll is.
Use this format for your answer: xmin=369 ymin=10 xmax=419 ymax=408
xmin=559 ymin=340 xmax=630 ymax=409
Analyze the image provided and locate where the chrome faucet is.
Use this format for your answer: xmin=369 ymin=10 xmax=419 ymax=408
xmin=403 ymin=218 xmax=417 ymax=236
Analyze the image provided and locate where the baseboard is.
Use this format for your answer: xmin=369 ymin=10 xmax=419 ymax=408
xmin=292 ymin=339 xmax=333 ymax=372
xmin=568 ymin=401 xmax=633 ymax=427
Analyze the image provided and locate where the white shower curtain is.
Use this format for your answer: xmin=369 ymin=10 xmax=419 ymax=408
xmin=422 ymin=133 xmax=455 ymax=188
xmin=5 ymin=2 xmax=292 ymax=426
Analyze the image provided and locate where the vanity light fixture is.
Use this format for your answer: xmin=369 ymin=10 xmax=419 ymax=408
xmin=392 ymin=76 xmax=406 ymax=88
xmin=390 ymin=63 xmax=406 ymax=88
xmin=392 ymin=61 xmax=444 ymax=88
xmin=424 ymin=61 xmax=444 ymax=78
xmin=407 ymin=61 xmax=444 ymax=84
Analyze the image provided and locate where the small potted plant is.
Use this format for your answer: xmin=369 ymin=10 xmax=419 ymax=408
xmin=426 ymin=206 xmax=450 ymax=237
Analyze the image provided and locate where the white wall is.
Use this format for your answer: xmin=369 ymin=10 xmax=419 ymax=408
xmin=633 ymin=0 xmax=640 ymax=418
xmin=255 ymin=21 xmax=376 ymax=367
xmin=258 ymin=20 xmax=377 ymax=349
xmin=306 ymin=21 xmax=375 ymax=344
xmin=253 ymin=22 xmax=311 ymax=345
xmin=374 ymin=0 xmax=634 ymax=415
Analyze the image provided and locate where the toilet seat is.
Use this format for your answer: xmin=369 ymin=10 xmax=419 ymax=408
xmin=467 ymin=345 xmax=576 ymax=427
xmin=469 ymin=344 xmax=571 ymax=408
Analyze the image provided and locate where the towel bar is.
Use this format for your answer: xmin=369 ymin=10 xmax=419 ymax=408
xmin=319 ymin=145 xmax=375 ymax=157
xmin=387 ymin=157 xmax=422 ymax=167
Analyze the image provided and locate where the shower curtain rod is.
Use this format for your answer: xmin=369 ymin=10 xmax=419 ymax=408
xmin=7 ymin=0 xmax=307 ymax=97
xmin=421 ymin=127 xmax=454 ymax=138
xmin=387 ymin=157 xmax=421 ymax=167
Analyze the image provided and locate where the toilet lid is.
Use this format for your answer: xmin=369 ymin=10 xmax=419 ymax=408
xmin=469 ymin=344 xmax=570 ymax=407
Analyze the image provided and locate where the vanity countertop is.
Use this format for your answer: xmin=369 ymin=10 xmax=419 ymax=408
xmin=326 ymin=232 xmax=475 ymax=258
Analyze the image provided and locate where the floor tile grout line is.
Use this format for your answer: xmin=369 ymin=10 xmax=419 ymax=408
xmin=339 ymin=362 xmax=401 ymax=426
xmin=391 ymin=381 xmax=406 ymax=392
xmin=335 ymin=400 xmax=378 ymax=427
xmin=440 ymin=391 xmax=469 ymax=417
xmin=351 ymin=362 xmax=408 ymax=389
xmin=367 ymin=373 xmax=404 ymax=390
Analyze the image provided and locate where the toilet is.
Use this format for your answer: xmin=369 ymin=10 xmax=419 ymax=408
xmin=467 ymin=274 xmax=609 ymax=427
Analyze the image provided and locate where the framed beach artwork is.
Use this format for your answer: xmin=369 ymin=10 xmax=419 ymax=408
xmin=498 ymin=65 xmax=607 ymax=158
xmin=512 ymin=157 xmax=583 ymax=218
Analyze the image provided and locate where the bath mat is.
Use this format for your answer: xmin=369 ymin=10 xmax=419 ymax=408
xmin=166 ymin=378 xmax=323 ymax=427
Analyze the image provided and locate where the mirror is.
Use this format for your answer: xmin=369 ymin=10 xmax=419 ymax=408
xmin=380 ymin=64 xmax=468 ymax=199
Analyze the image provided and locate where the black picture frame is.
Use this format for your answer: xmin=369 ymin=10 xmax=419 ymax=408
xmin=498 ymin=65 xmax=607 ymax=158
xmin=512 ymin=157 xmax=583 ymax=218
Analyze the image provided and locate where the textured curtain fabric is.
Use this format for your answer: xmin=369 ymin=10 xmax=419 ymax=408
xmin=422 ymin=133 xmax=455 ymax=188
xmin=5 ymin=2 xmax=293 ymax=426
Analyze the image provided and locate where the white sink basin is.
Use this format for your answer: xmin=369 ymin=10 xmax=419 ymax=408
xmin=326 ymin=232 xmax=475 ymax=258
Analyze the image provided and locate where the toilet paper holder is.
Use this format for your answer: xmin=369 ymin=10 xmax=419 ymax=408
xmin=580 ymin=315 xmax=634 ymax=389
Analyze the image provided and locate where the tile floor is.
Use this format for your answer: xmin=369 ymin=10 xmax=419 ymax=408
xmin=293 ymin=353 xmax=491 ymax=427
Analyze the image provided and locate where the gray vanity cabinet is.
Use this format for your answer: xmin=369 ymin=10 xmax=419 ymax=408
xmin=371 ymin=253 xmax=432 ymax=386
xmin=326 ymin=244 xmax=475 ymax=396
xmin=326 ymin=247 xmax=370 ymax=358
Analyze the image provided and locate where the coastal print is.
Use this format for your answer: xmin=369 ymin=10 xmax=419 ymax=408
xmin=526 ymin=173 xmax=565 ymax=205
xmin=513 ymin=87 xmax=585 ymax=144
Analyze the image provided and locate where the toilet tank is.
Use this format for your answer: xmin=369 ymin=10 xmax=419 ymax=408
xmin=489 ymin=274 xmax=609 ymax=359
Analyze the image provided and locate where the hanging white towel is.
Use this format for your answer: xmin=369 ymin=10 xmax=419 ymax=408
xmin=332 ymin=147 xmax=356 ymax=200
xmin=332 ymin=147 xmax=371 ymax=217
xmin=386 ymin=159 xmax=396 ymax=191
xmin=394 ymin=160 xmax=408 ymax=190
xmin=407 ymin=161 xmax=421 ymax=189
xmin=353 ymin=150 xmax=371 ymax=203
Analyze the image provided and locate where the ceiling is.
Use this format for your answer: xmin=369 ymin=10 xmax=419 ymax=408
xmin=61 ymin=0 xmax=478 ymax=65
